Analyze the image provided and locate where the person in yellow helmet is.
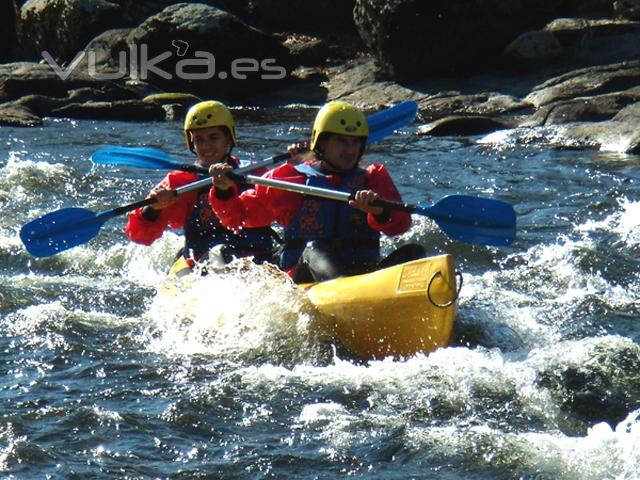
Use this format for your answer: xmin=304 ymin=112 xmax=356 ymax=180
xmin=125 ymin=100 xmax=276 ymax=274
xmin=208 ymin=101 xmax=424 ymax=283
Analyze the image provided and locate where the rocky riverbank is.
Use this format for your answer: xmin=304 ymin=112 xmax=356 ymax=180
xmin=1 ymin=0 xmax=640 ymax=153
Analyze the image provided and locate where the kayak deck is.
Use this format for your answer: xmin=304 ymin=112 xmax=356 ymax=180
xmin=303 ymin=254 xmax=458 ymax=360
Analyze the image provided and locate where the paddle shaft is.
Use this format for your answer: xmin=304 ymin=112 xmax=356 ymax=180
xmin=96 ymin=155 xmax=291 ymax=220
xmin=225 ymin=172 xmax=416 ymax=213
xmin=214 ymin=172 xmax=516 ymax=245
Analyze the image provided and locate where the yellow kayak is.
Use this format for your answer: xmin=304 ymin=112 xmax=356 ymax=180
xmin=169 ymin=253 xmax=459 ymax=360
xmin=303 ymin=254 xmax=459 ymax=360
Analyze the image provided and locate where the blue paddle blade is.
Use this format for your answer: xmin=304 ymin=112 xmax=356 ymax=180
xmin=20 ymin=208 xmax=108 ymax=257
xmin=416 ymin=195 xmax=516 ymax=246
xmin=92 ymin=146 xmax=186 ymax=170
xmin=367 ymin=101 xmax=418 ymax=143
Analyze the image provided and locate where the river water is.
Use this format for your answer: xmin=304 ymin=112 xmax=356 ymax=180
xmin=1 ymin=109 xmax=639 ymax=479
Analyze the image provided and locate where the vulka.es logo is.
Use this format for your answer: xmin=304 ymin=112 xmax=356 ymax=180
xmin=42 ymin=42 xmax=287 ymax=81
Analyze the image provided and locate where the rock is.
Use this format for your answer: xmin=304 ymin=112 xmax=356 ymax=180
xmin=66 ymin=83 xmax=145 ymax=102
xmin=4 ymin=94 xmax=68 ymax=117
xmin=525 ymin=88 xmax=640 ymax=126
xmin=18 ymin=0 xmax=121 ymax=62
xmin=0 ymin=62 xmax=103 ymax=103
xmin=546 ymin=17 xmax=640 ymax=40
xmin=323 ymin=58 xmax=422 ymax=108
xmin=353 ymin=0 xmax=614 ymax=81
xmin=525 ymin=60 xmax=640 ymax=107
xmin=284 ymin=35 xmax=332 ymax=67
xmin=161 ymin=103 xmax=186 ymax=121
xmin=614 ymin=0 xmax=640 ymax=19
xmin=418 ymin=115 xmax=511 ymax=136
xmin=505 ymin=18 xmax=640 ymax=70
xmin=240 ymin=0 xmax=357 ymax=35
xmin=504 ymin=30 xmax=563 ymax=65
xmin=127 ymin=3 xmax=293 ymax=100
xmin=142 ymin=92 xmax=201 ymax=107
xmin=0 ymin=103 xmax=42 ymax=126
xmin=612 ymin=97 xmax=640 ymax=120
xmin=51 ymin=99 xmax=166 ymax=120
xmin=534 ymin=337 xmax=640 ymax=430
xmin=112 ymin=0 xmax=210 ymax=26
xmin=75 ymin=28 xmax=133 ymax=79
xmin=419 ymin=92 xmax=529 ymax=121
xmin=0 ymin=0 xmax=18 ymax=62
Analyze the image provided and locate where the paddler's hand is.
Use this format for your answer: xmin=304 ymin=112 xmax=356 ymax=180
xmin=209 ymin=163 xmax=235 ymax=191
xmin=349 ymin=190 xmax=383 ymax=216
xmin=287 ymin=141 xmax=311 ymax=164
xmin=148 ymin=186 xmax=177 ymax=210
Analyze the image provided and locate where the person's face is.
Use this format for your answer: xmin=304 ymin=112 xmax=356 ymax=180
xmin=317 ymin=134 xmax=365 ymax=172
xmin=190 ymin=126 xmax=232 ymax=165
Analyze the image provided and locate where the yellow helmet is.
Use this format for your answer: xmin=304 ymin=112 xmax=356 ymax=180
xmin=184 ymin=100 xmax=236 ymax=151
xmin=310 ymin=101 xmax=368 ymax=151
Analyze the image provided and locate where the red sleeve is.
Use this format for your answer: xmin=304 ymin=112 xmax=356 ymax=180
xmin=210 ymin=162 xmax=412 ymax=237
xmin=364 ymin=163 xmax=412 ymax=236
xmin=209 ymin=163 xmax=305 ymax=231
xmin=125 ymin=171 xmax=200 ymax=245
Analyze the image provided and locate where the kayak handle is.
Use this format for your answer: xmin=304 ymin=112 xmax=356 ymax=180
xmin=427 ymin=270 xmax=463 ymax=308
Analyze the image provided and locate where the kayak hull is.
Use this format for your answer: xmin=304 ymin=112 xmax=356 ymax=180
xmin=304 ymin=254 xmax=458 ymax=360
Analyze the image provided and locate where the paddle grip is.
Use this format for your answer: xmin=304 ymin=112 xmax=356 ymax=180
xmin=226 ymin=172 xmax=248 ymax=183
xmin=111 ymin=197 xmax=156 ymax=217
xmin=370 ymin=198 xmax=416 ymax=213
xmin=179 ymin=164 xmax=210 ymax=175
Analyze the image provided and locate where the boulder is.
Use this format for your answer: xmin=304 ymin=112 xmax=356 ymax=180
xmin=503 ymin=30 xmax=563 ymax=65
xmin=0 ymin=0 xmax=19 ymax=62
xmin=0 ymin=62 xmax=104 ymax=103
xmin=419 ymin=92 xmax=529 ymax=121
xmin=127 ymin=3 xmax=294 ymax=100
xmin=418 ymin=115 xmax=511 ymax=136
xmin=284 ymin=35 xmax=332 ymax=67
xmin=534 ymin=337 xmax=640 ymax=429
xmin=525 ymin=60 xmax=640 ymax=107
xmin=505 ymin=18 xmax=640 ymax=70
xmin=3 ymin=94 xmax=68 ymax=117
xmin=614 ymin=0 xmax=640 ymax=19
xmin=0 ymin=103 xmax=42 ymax=126
xmin=322 ymin=58 xmax=421 ymax=108
xmin=142 ymin=92 xmax=201 ymax=107
xmin=75 ymin=28 xmax=133 ymax=79
xmin=51 ymin=99 xmax=167 ymax=120
xmin=18 ymin=0 xmax=121 ymax=62
xmin=240 ymin=0 xmax=357 ymax=35
xmin=525 ymin=88 xmax=640 ymax=126
xmin=353 ymin=0 xmax=613 ymax=81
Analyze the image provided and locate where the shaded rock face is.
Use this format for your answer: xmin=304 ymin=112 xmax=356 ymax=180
xmin=525 ymin=61 xmax=640 ymax=108
xmin=18 ymin=0 xmax=122 ymax=62
xmin=504 ymin=18 xmax=640 ymax=70
xmin=239 ymin=0 xmax=357 ymax=35
xmin=106 ymin=0 xmax=209 ymax=26
xmin=128 ymin=3 xmax=292 ymax=99
xmin=75 ymin=28 xmax=134 ymax=77
xmin=353 ymin=0 xmax=613 ymax=80
xmin=0 ymin=62 xmax=104 ymax=103
xmin=0 ymin=104 xmax=42 ymax=127
xmin=534 ymin=338 xmax=640 ymax=431
xmin=0 ymin=1 xmax=19 ymax=62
